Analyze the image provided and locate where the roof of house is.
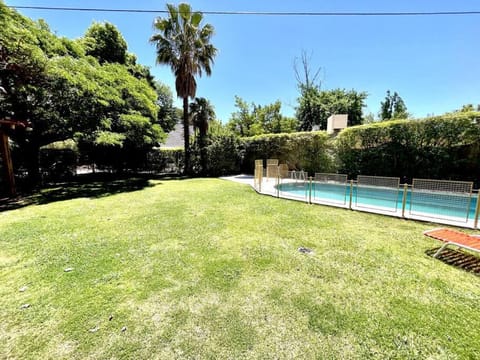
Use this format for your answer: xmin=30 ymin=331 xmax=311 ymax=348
xmin=163 ymin=122 xmax=194 ymax=149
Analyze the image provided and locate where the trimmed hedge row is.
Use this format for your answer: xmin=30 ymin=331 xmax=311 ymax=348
xmin=241 ymin=131 xmax=334 ymax=174
xmin=335 ymin=112 xmax=480 ymax=184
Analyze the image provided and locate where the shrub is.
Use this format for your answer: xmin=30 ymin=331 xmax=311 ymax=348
xmin=147 ymin=148 xmax=184 ymax=174
xmin=335 ymin=112 xmax=480 ymax=184
xmin=241 ymin=131 xmax=334 ymax=175
xmin=205 ymin=135 xmax=243 ymax=176
xmin=39 ymin=140 xmax=78 ymax=182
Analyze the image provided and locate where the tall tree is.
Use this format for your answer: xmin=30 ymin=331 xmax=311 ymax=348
xmin=155 ymin=81 xmax=179 ymax=133
xmin=296 ymin=88 xmax=367 ymax=130
xmin=227 ymin=96 xmax=257 ymax=137
xmin=189 ymin=97 xmax=214 ymax=174
xmin=380 ymin=90 xmax=409 ymax=120
xmin=150 ymin=3 xmax=217 ymax=174
xmin=227 ymin=96 xmax=298 ymax=136
xmin=0 ymin=3 xmax=165 ymax=183
xmin=83 ymin=22 xmax=128 ymax=64
xmin=294 ymin=51 xmax=322 ymax=131
xmin=456 ymin=104 xmax=480 ymax=113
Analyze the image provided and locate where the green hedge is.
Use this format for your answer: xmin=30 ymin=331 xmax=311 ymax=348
xmin=241 ymin=131 xmax=334 ymax=174
xmin=335 ymin=112 xmax=480 ymax=183
xmin=204 ymin=135 xmax=243 ymax=176
xmin=147 ymin=148 xmax=184 ymax=174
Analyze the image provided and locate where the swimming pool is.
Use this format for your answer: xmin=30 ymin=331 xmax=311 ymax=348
xmin=276 ymin=182 xmax=478 ymax=223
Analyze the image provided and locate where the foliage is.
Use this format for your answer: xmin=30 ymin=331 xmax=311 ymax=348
xmin=39 ymin=148 xmax=78 ymax=182
xmin=0 ymin=4 xmax=167 ymax=184
xmin=208 ymin=119 xmax=233 ymax=137
xmin=380 ymin=90 xmax=409 ymax=120
xmin=151 ymin=2 xmax=217 ymax=174
xmin=242 ymin=131 xmax=334 ymax=174
xmin=83 ymin=21 xmax=128 ymax=64
xmin=155 ymin=81 xmax=179 ymax=133
xmin=295 ymin=85 xmax=324 ymax=131
xmin=227 ymin=96 xmax=299 ymax=137
xmin=146 ymin=147 xmax=184 ymax=173
xmin=204 ymin=134 xmax=242 ymax=176
xmin=335 ymin=112 xmax=480 ymax=183
xmin=190 ymin=97 xmax=215 ymax=174
xmin=455 ymin=104 xmax=480 ymax=112
xmin=296 ymin=87 xmax=367 ymax=131
xmin=293 ymin=51 xmax=322 ymax=132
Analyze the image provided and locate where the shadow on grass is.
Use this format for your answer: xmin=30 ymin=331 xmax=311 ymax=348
xmin=0 ymin=173 xmax=187 ymax=212
xmin=426 ymin=247 xmax=480 ymax=276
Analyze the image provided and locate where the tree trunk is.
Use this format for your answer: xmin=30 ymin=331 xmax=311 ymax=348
xmin=183 ymin=97 xmax=190 ymax=175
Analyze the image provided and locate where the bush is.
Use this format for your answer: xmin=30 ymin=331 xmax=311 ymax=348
xmin=39 ymin=140 xmax=79 ymax=182
xmin=205 ymin=135 xmax=242 ymax=176
xmin=241 ymin=131 xmax=334 ymax=175
xmin=335 ymin=112 xmax=480 ymax=184
xmin=146 ymin=148 xmax=184 ymax=174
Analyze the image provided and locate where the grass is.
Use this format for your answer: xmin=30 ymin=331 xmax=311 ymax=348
xmin=1 ymin=178 xmax=480 ymax=359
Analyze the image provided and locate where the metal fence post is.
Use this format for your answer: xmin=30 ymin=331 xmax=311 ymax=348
xmin=401 ymin=183 xmax=408 ymax=218
xmin=474 ymin=191 xmax=480 ymax=229
xmin=277 ymin=174 xmax=280 ymax=198
xmin=349 ymin=180 xmax=354 ymax=210
xmin=309 ymin=176 xmax=313 ymax=204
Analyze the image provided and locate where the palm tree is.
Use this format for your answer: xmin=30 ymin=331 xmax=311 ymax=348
xmin=189 ymin=97 xmax=215 ymax=175
xmin=150 ymin=3 xmax=217 ymax=174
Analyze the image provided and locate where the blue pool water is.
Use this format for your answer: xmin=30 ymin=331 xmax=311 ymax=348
xmin=276 ymin=182 xmax=478 ymax=221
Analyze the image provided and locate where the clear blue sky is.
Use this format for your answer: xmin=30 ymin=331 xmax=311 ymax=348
xmin=6 ymin=0 xmax=480 ymax=122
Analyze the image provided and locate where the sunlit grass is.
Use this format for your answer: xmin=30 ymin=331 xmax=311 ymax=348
xmin=1 ymin=178 xmax=479 ymax=359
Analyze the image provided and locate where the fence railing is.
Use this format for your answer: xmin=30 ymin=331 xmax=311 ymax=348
xmin=253 ymin=161 xmax=480 ymax=229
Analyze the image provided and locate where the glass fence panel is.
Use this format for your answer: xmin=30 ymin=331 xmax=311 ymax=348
xmin=311 ymin=173 xmax=349 ymax=206
xmin=355 ymin=175 xmax=401 ymax=213
xmin=410 ymin=179 xmax=474 ymax=223
xmin=277 ymin=171 xmax=309 ymax=202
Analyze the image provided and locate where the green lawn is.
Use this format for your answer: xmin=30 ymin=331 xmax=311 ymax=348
xmin=1 ymin=178 xmax=480 ymax=359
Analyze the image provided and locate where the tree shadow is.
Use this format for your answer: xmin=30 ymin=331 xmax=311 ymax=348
xmin=0 ymin=173 xmax=185 ymax=212
xmin=425 ymin=247 xmax=480 ymax=276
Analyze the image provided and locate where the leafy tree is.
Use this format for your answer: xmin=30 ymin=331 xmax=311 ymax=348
xmin=363 ymin=112 xmax=376 ymax=124
xmin=296 ymin=88 xmax=367 ymax=130
xmin=296 ymin=86 xmax=323 ymax=131
xmin=208 ymin=119 xmax=232 ymax=136
xmin=1 ymin=4 xmax=166 ymax=182
xmin=256 ymin=101 xmax=298 ymax=134
xmin=380 ymin=90 xmax=409 ymax=120
xmin=151 ymin=3 xmax=217 ymax=174
xmin=455 ymin=104 xmax=480 ymax=113
xmin=294 ymin=51 xmax=323 ymax=131
xmin=227 ymin=96 xmax=258 ymax=137
xmin=83 ymin=22 xmax=128 ymax=64
xmin=126 ymin=53 xmax=156 ymax=89
xmin=155 ymin=81 xmax=179 ymax=133
xmin=294 ymin=52 xmax=367 ymax=130
xmin=189 ymin=97 xmax=215 ymax=174
xmin=227 ymin=96 xmax=298 ymax=136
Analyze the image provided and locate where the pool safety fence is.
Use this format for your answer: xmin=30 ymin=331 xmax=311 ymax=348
xmin=253 ymin=161 xmax=480 ymax=229
xmin=356 ymin=175 xmax=401 ymax=213
xmin=410 ymin=179 xmax=474 ymax=222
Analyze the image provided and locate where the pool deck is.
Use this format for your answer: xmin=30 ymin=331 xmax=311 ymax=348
xmin=220 ymin=174 xmax=255 ymax=186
